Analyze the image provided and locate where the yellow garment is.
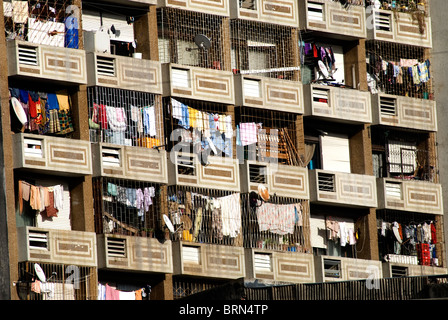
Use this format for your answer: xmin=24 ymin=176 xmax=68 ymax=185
xmin=56 ymin=90 xmax=70 ymax=111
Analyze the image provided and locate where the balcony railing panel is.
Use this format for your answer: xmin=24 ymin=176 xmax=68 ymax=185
xmin=304 ymin=84 xmax=372 ymax=123
xmin=366 ymin=8 xmax=432 ymax=48
xmin=245 ymin=248 xmax=315 ymax=283
xmin=97 ymin=234 xmax=173 ymax=273
xmin=299 ymin=0 xmax=367 ymax=39
xmin=235 ymin=75 xmax=304 ymax=114
xmin=86 ymin=53 xmax=162 ymax=93
xmin=372 ymin=93 xmax=437 ymax=132
xmin=230 ymin=0 xmax=299 ymax=27
xmin=309 ymin=169 xmax=378 ymax=208
xmin=377 ymin=179 xmax=443 ymax=215
xmin=13 ymin=133 xmax=92 ymax=176
xmin=17 ymin=227 xmax=97 ymax=267
xmin=7 ymin=40 xmax=86 ymax=84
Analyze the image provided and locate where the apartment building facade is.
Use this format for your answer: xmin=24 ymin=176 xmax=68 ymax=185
xmin=0 ymin=0 xmax=445 ymax=300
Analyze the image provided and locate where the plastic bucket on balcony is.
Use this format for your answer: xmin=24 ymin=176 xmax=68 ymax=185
xmin=133 ymin=52 xmax=142 ymax=59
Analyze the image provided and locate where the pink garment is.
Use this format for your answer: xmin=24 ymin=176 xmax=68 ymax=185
xmin=256 ymin=203 xmax=297 ymax=235
xmin=105 ymin=284 xmax=120 ymax=300
xmin=239 ymin=122 xmax=258 ymax=146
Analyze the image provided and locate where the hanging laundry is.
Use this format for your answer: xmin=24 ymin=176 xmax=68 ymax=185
xmin=256 ymin=203 xmax=300 ymax=235
xmin=239 ymin=122 xmax=258 ymax=146
xmin=143 ymin=106 xmax=156 ymax=137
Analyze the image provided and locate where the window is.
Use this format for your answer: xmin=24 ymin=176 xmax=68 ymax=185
xmin=320 ymin=133 xmax=351 ymax=173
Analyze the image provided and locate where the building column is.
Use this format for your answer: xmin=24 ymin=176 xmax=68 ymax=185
xmin=0 ymin=0 xmax=19 ymax=300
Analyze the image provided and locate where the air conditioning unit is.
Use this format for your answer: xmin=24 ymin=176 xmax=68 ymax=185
xmin=84 ymin=30 xmax=110 ymax=54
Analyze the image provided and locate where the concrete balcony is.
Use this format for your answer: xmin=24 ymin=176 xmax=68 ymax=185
xmin=245 ymin=249 xmax=315 ymax=283
xmin=377 ymin=178 xmax=443 ymax=215
xmin=230 ymin=0 xmax=298 ymax=27
xmin=92 ymin=143 xmax=168 ymax=184
xmin=7 ymin=40 xmax=86 ymax=85
xmin=314 ymin=255 xmax=383 ymax=282
xmin=97 ymin=234 xmax=173 ymax=273
xmin=162 ymin=63 xmax=235 ymax=105
xmin=372 ymin=94 xmax=437 ymax=132
xmin=157 ymin=0 xmax=229 ymax=16
xmin=382 ymin=260 xmax=447 ymax=278
xmin=367 ymin=9 xmax=432 ymax=48
xmin=234 ymin=74 xmax=304 ymax=114
xmin=168 ymin=152 xmax=240 ymax=192
xmin=240 ymin=160 xmax=309 ymax=199
xmin=17 ymin=226 xmax=97 ymax=267
xmin=299 ymin=0 xmax=366 ymax=39
xmin=304 ymin=84 xmax=372 ymax=124
xmin=172 ymin=241 xmax=245 ymax=279
xmin=12 ymin=133 xmax=92 ymax=176
xmin=309 ymin=169 xmax=378 ymax=208
xmin=86 ymin=52 xmax=162 ymax=93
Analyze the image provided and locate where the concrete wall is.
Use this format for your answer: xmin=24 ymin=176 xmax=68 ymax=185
xmin=431 ymin=0 xmax=448 ymax=268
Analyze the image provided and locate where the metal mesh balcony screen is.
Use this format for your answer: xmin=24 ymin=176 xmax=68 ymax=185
xmin=236 ymin=106 xmax=303 ymax=166
xmin=157 ymin=7 xmax=229 ymax=70
xmin=93 ymin=177 xmax=162 ymax=238
xmin=17 ymin=262 xmax=95 ymax=300
xmin=366 ymin=40 xmax=433 ymax=100
xmin=163 ymin=97 xmax=234 ymax=158
xmin=371 ymin=127 xmax=435 ymax=182
xmin=4 ymin=0 xmax=80 ymax=49
xmin=87 ymin=86 xmax=164 ymax=149
xmin=230 ymin=19 xmax=299 ymax=80
xmin=166 ymin=186 xmax=242 ymax=246
xmin=240 ymin=193 xmax=310 ymax=253
xmin=166 ymin=186 xmax=310 ymax=253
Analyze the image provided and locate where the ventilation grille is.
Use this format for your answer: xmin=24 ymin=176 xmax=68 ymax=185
xmin=380 ymin=96 xmax=397 ymax=116
xmin=318 ymin=172 xmax=335 ymax=192
xmin=313 ymin=87 xmax=330 ymax=106
xmin=24 ymin=138 xmax=43 ymax=158
xmin=182 ymin=246 xmax=200 ymax=264
xmin=107 ymin=237 xmax=126 ymax=257
xmin=28 ymin=230 xmax=49 ymax=251
xmin=96 ymin=56 xmax=116 ymax=76
xmin=308 ymin=2 xmax=325 ymax=22
xmin=102 ymin=148 xmax=121 ymax=167
xmin=324 ymin=259 xmax=341 ymax=278
xmin=18 ymin=45 xmax=38 ymax=66
xmin=385 ymin=181 xmax=402 ymax=199
xmin=254 ymin=253 xmax=272 ymax=272
xmin=375 ymin=11 xmax=392 ymax=32
xmin=391 ymin=265 xmax=408 ymax=278
xmin=249 ymin=164 xmax=267 ymax=184
xmin=177 ymin=154 xmax=196 ymax=176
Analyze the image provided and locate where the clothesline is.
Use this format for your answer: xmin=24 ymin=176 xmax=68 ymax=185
xmin=18 ymin=180 xmax=64 ymax=218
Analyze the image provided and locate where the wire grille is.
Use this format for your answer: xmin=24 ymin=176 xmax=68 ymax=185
xmin=230 ymin=19 xmax=299 ymax=80
xmin=366 ymin=40 xmax=432 ymax=100
xmin=236 ymin=106 xmax=303 ymax=166
xmin=87 ymin=86 xmax=164 ymax=149
xmin=371 ymin=127 xmax=435 ymax=182
xmin=4 ymin=0 xmax=80 ymax=49
xmin=157 ymin=7 xmax=229 ymax=70
xmin=163 ymin=97 xmax=234 ymax=158
xmin=93 ymin=177 xmax=162 ymax=238
xmin=17 ymin=262 xmax=95 ymax=300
